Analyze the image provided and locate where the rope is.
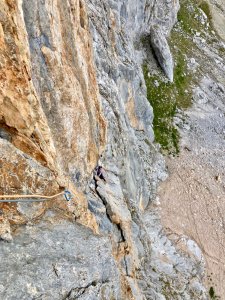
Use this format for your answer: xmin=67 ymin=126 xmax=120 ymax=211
xmin=0 ymin=190 xmax=73 ymax=203
xmin=0 ymin=198 xmax=59 ymax=203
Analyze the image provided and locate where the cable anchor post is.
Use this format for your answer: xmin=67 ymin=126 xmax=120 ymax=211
xmin=64 ymin=190 xmax=73 ymax=202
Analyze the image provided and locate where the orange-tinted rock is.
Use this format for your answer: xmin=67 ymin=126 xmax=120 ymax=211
xmin=0 ymin=0 xmax=106 ymax=233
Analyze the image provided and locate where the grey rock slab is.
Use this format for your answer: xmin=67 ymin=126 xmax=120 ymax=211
xmin=0 ymin=220 xmax=120 ymax=300
xmin=150 ymin=26 xmax=174 ymax=82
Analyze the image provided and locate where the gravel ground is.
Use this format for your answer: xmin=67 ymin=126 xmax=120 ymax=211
xmin=159 ymin=72 xmax=225 ymax=298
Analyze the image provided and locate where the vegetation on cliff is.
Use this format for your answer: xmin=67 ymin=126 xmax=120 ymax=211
xmin=143 ymin=0 xmax=216 ymax=155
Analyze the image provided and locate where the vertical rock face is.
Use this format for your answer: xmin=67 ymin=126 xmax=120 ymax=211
xmin=0 ymin=0 xmax=106 ymax=232
xmin=22 ymin=0 xmax=106 ymax=186
xmin=1 ymin=0 xmax=106 ymax=190
xmin=0 ymin=0 xmax=208 ymax=299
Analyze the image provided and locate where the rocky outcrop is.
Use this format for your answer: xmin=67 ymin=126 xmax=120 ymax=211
xmin=0 ymin=0 xmax=211 ymax=299
xmin=149 ymin=0 xmax=179 ymax=82
xmin=150 ymin=27 xmax=174 ymax=82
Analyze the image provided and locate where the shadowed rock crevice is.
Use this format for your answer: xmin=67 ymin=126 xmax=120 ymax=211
xmin=64 ymin=278 xmax=113 ymax=299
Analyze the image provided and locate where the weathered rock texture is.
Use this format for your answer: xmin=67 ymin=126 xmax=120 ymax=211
xmin=0 ymin=0 xmax=106 ymax=231
xmin=0 ymin=0 xmax=215 ymax=299
xmin=150 ymin=1 xmax=179 ymax=82
xmin=150 ymin=27 xmax=174 ymax=82
xmin=209 ymin=0 xmax=225 ymax=40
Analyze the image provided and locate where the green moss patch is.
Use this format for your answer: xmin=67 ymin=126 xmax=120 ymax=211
xmin=143 ymin=32 xmax=195 ymax=155
xmin=178 ymin=0 xmax=212 ymax=33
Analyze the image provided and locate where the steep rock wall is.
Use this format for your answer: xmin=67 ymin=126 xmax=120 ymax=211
xmin=0 ymin=0 xmax=106 ymax=232
xmin=0 ymin=0 xmax=208 ymax=299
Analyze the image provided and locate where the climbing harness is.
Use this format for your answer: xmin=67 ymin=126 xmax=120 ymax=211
xmin=0 ymin=189 xmax=73 ymax=203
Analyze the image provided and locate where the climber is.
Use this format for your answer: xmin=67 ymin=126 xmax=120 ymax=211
xmin=94 ymin=165 xmax=107 ymax=191
xmin=96 ymin=166 xmax=106 ymax=181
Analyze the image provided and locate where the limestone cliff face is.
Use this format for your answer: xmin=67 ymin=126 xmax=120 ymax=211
xmin=1 ymin=0 xmax=106 ymax=184
xmin=0 ymin=0 xmax=106 ymax=231
xmin=22 ymin=0 xmax=106 ymax=183
xmin=0 ymin=0 xmax=208 ymax=299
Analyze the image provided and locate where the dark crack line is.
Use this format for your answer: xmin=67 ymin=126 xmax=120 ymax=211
xmin=64 ymin=279 xmax=110 ymax=300
xmin=52 ymin=263 xmax=59 ymax=278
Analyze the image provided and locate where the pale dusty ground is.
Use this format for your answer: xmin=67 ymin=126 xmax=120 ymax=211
xmin=159 ymin=90 xmax=225 ymax=298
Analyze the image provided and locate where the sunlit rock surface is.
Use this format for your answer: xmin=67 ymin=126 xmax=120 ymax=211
xmin=1 ymin=0 xmax=224 ymax=299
